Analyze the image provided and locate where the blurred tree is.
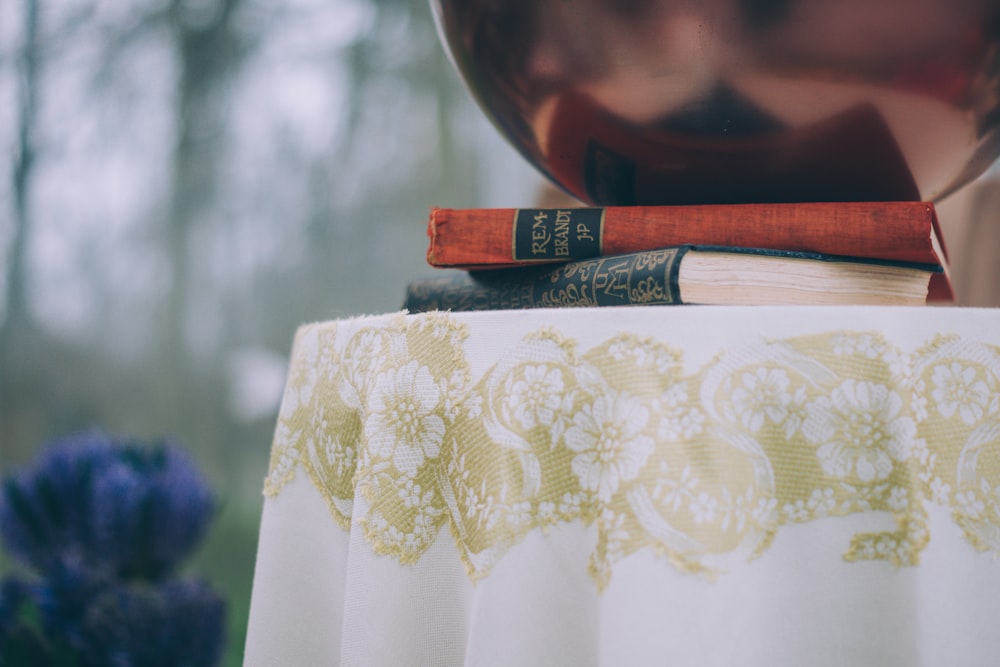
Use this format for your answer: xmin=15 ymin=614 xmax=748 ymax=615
xmin=0 ymin=0 xmax=536 ymax=664
xmin=161 ymin=0 xmax=249 ymax=419
xmin=1 ymin=0 xmax=38 ymax=457
xmin=5 ymin=0 xmax=38 ymax=338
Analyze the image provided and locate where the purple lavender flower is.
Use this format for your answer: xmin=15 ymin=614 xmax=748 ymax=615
xmin=0 ymin=430 xmax=226 ymax=666
xmin=0 ymin=576 xmax=30 ymax=629
xmin=1 ymin=430 xmax=216 ymax=580
xmin=0 ymin=576 xmax=62 ymax=666
xmin=75 ymin=577 xmax=225 ymax=667
xmin=90 ymin=438 xmax=216 ymax=580
xmin=1 ymin=431 xmax=116 ymax=576
xmin=30 ymin=559 xmax=111 ymax=656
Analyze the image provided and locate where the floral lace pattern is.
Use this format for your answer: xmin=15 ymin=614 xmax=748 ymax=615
xmin=264 ymin=313 xmax=1000 ymax=587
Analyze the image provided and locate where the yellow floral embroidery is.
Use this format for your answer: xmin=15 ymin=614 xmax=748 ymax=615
xmin=264 ymin=316 xmax=1000 ymax=587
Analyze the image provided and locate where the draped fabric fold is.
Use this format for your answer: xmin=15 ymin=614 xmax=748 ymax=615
xmin=246 ymin=306 xmax=1000 ymax=666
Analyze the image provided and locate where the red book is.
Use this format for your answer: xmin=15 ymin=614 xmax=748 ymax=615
xmin=425 ymin=201 xmax=953 ymax=301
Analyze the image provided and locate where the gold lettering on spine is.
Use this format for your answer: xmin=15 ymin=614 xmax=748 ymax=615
xmin=531 ymin=211 xmax=551 ymax=255
xmin=554 ymin=210 xmax=571 ymax=257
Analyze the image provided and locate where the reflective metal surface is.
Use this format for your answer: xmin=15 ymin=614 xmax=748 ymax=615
xmin=432 ymin=0 xmax=1000 ymax=205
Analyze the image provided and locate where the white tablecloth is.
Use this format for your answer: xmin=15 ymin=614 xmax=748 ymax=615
xmin=245 ymin=306 xmax=1000 ymax=666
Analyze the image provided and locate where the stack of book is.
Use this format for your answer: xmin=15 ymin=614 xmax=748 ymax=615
xmin=403 ymin=201 xmax=953 ymax=312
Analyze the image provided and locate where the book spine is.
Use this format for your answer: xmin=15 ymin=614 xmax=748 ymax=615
xmin=426 ymin=202 xmax=943 ymax=269
xmin=405 ymin=248 xmax=688 ymax=313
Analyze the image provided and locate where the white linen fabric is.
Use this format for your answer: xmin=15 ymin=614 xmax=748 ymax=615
xmin=245 ymin=306 xmax=1000 ymax=666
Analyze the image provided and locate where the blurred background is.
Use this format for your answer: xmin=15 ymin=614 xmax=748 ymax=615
xmin=0 ymin=0 xmax=542 ymax=663
xmin=1 ymin=0 xmax=998 ymax=665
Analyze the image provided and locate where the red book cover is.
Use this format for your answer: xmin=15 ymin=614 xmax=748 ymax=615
xmin=426 ymin=201 xmax=953 ymax=301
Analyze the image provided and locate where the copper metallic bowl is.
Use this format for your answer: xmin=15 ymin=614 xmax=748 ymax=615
xmin=432 ymin=0 xmax=1000 ymax=205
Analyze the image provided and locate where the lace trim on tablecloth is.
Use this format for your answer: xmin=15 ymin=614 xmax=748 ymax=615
xmin=264 ymin=312 xmax=1000 ymax=587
